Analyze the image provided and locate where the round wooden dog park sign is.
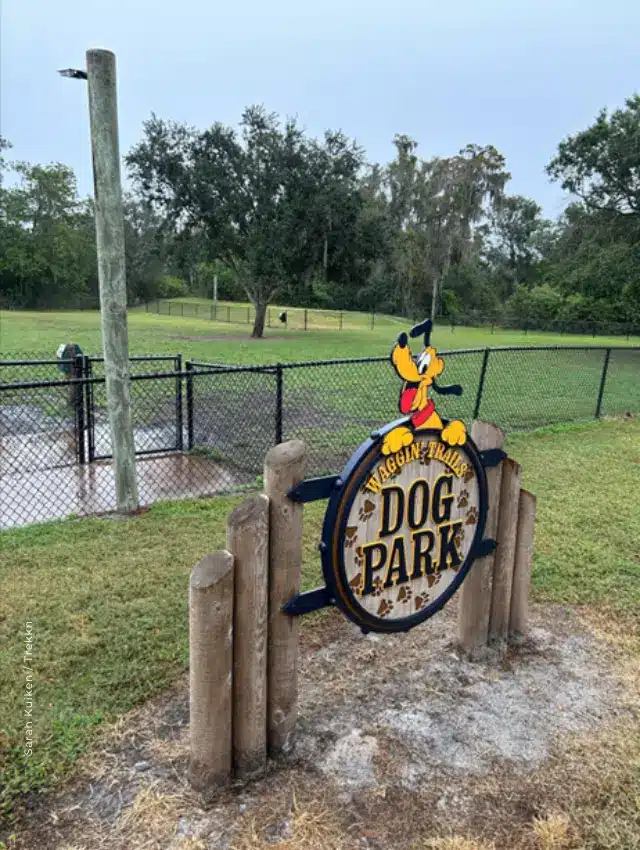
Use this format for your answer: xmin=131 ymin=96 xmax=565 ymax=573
xmin=320 ymin=426 xmax=488 ymax=633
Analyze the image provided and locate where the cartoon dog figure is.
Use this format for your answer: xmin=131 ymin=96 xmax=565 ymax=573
xmin=382 ymin=319 xmax=467 ymax=456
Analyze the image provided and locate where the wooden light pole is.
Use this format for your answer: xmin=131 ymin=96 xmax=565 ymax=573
xmin=62 ymin=51 xmax=139 ymax=511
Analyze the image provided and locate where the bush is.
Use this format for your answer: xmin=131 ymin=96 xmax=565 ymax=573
xmin=506 ymin=284 xmax=563 ymax=327
xmin=156 ymin=275 xmax=188 ymax=299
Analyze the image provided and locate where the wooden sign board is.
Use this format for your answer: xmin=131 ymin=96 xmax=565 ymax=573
xmin=320 ymin=428 xmax=487 ymax=632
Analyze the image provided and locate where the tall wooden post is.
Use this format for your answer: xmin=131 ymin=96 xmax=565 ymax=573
xmin=188 ymin=551 xmax=234 ymax=790
xmin=264 ymin=440 xmax=306 ymax=757
xmin=488 ymin=458 xmax=522 ymax=645
xmin=86 ymin=49 xmax=138 ymax=511
xmin=509 ymin=490 xmax=537 ymax=639
xmin=227 ymin=495 xmax=269 ymax=780
xmin=457 ymin=420 xmax=505 ymax=657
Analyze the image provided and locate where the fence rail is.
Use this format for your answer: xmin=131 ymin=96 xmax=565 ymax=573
xmin=1 ymin=346 xmax=638 ymax=529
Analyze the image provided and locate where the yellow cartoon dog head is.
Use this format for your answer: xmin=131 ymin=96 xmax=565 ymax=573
xmin=391 ymin=319 xmax=444 ymax=391
xmin=391 ymin=319 xmax=444 ymax=402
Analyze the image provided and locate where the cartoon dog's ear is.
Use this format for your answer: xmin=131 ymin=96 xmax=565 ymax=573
xmin=409 ymin=319 xmax=432 ymax=347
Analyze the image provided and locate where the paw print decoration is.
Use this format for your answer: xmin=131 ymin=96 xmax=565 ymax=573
xmin=377 ymin=598 xmax=394 ymax=617
xmin=345 ymin=526 xmax=358 ymax=547
xmin=358 ymin=499 xmax=376 ymax=522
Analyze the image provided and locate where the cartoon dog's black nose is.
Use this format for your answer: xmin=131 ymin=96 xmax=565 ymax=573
xmin=397 ymin=332 xmax=408 ymax=348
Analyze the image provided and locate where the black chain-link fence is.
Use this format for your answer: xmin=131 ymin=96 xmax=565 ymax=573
xmin=1 ymin=346 xmax=639 ymax=528
xmin=140 ymin=299 xmax=640 ymax=339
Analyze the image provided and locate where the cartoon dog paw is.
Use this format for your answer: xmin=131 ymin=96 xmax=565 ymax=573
xmin=454 ymin=527 xmax=465 ymax=551
xmin=345 ymin=526 xmax=358 ymax=547
xmin=457 ymin=489 xmax=469 ymax=508
xmin=354 ymin=545 xmax=364 ymax=568
xmin=463 ymin=466 xmax=475 ymax=483
xmin=372 ymin=577 xmax=384 ymax=597
xmin=396 ymin=585 xmax=412 ymax=605
xmin=441 ymin=419 xmax=467 ymax=446
xmin=377 ymin=599 xmax=394 ymax=618
xmin=427 ymin=572 xmax=442 ymax=588
xmin=358 ymin=499 xmax=376 ymax=521
xmin=382 ymin=426 xmax=414 ymax=456
xmin=465 ymin=506 xmax=478 ymax=526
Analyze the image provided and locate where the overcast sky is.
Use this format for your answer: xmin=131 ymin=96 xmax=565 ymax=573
xmin=2 ymin=0 xmax=639 ymax=217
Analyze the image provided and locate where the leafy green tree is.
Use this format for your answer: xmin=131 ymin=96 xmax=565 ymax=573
xmin=126 ymin=107 xmax=367 ymax=336
xmin=547 ymin=95 xmax=640 ymax=216
xmin=485 ymin=195 xmax=548 ymax=299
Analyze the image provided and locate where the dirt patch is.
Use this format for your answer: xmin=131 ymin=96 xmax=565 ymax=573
xmin=6 ymin=603 xmax=638 ymax=850
xmin=169 ymin=334 xmax=306 ymax=342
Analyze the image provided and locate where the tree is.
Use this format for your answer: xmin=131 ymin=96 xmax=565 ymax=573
xmin=547 ymin=95 xmax=640 ymax=216
xmin=486 ymin=195 xmax=547 ymax=298
xmin=382 ymin=138 xmax=509 ymax=321
xmin=0 ymin=154 xmax=97 ymax=308
xmin=126 ymin=107 xmax=366 ymax=337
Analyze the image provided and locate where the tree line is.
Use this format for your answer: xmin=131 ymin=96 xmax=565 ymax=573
xmin=2 ymin=96 xmax=640 ymax=337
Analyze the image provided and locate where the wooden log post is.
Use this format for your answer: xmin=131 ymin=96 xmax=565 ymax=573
xmin=188 ymin=551 xmax=234 ymax=791
xmin=488 ymin=458 xmax=522 ymax=646
xmin=264 ymin=440 xmax=306 ymax=758
xmin=226 ymin=494 xmax=269 ymax=780
xmin=457 ymin=420 xmax=505 ymax=657
xmin=509 ymin=489 xmax=537 ymax=640
xmin=86 ymin=49 xmax=139 ymax=513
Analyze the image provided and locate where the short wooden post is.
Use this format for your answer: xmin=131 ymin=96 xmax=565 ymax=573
xmin=509 ymin=489 xmax=537 ymax=639
xmin=457 ymin=420 xmax=505 ymax=657
xmin=227 ymin=494 xmax=269 ymax=780
xmin=488 ymin=458 xmax=522 ymax=646
xmin=188 ymin=551 xmax=234 ymax=791
xmin=264 ymin=440 xmax=306 ymax=758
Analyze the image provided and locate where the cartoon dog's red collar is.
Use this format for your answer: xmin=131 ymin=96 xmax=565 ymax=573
xmin=411 ymin=400 xmax=435 ymax=428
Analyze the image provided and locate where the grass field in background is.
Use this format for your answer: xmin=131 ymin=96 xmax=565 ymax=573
xmin=1 ymin=418 xmax=639 ymax=822
xmin=2 ymin=304 xmax=640 ymax=367
xmin=2 ymin=306 xmax=639 ymax=482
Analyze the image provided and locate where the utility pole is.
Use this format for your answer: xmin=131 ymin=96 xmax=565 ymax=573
xmin=84 ymin=49 xmax=139 ymax=511
xmin=213 ymin=273 xmax=218 ymax=307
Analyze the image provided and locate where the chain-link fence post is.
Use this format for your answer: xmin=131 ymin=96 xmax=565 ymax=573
xmin=85 ymin=357 xmax=95 ymax=462
xmin=473 ymin=348 xmax=491 ymax=420
xmin=186 ymin=361 xmax=195 ymax=450
xmin=595 ymin=348 xmax=611 ymax=418
xmin=175 ymin=354 xmax=184 ymax=451
xmin=275 ymin=364 xmax=283 ymax=445
xmin=74 ymin=354 xmax=86 ymax=464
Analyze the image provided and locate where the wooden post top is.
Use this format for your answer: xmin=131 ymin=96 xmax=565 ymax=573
xmin=227 ymin=494 xmax=269 ymax=529
xmin=190 ymin=551 xmax=234 ymax=590
xmin=265 ymin=440 xmax=306 ymax=469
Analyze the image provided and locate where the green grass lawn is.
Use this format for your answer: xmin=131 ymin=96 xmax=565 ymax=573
xmin=1 ymin=418 xmax=639 ymax=822
xmin=2 ymin=305 xmax=639 ymax=367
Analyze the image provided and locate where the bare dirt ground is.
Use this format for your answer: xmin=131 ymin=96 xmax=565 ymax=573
xmin=8 ymin=601 xmax=639 ymax=850
xmin=169 ymin=334 xmax=304 ymax=342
